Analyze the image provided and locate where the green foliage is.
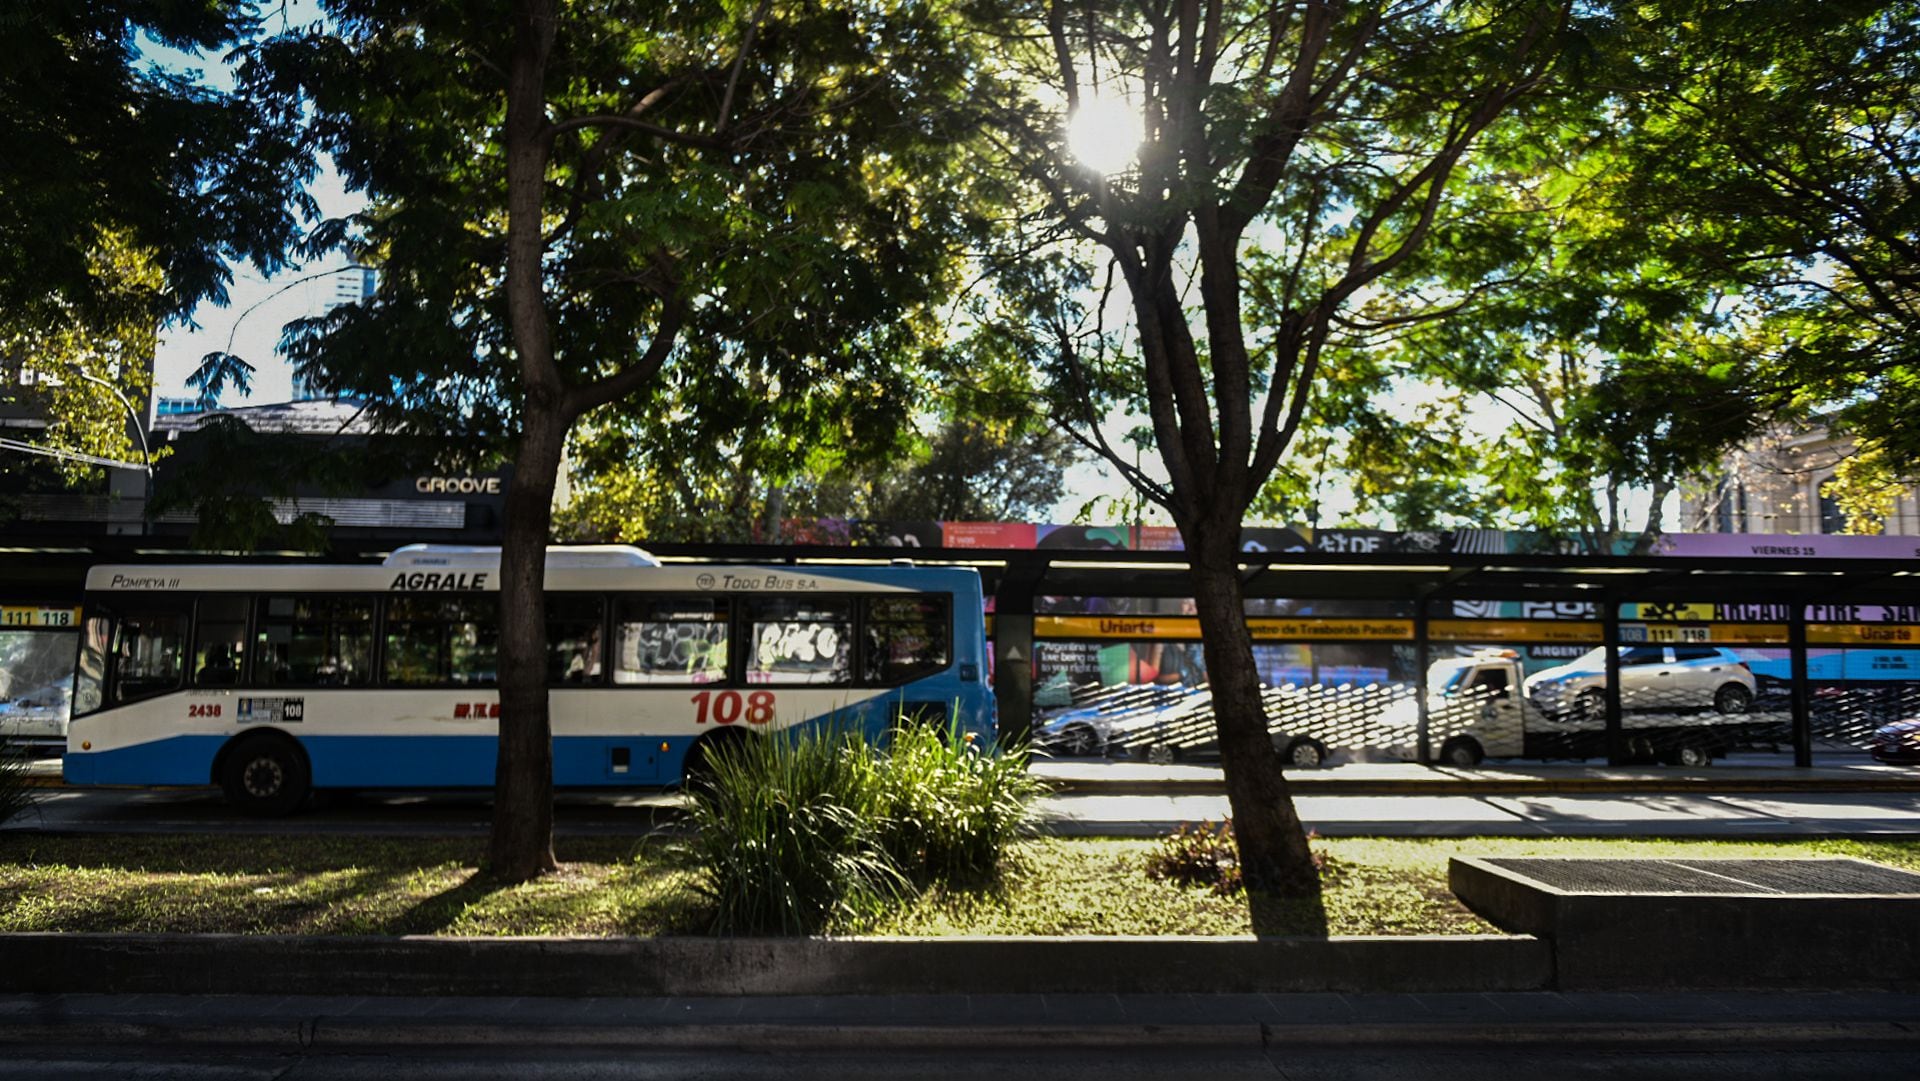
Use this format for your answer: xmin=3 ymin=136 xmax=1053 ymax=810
xmin=256 ymin=0 xmax=990 ymax=470
xmin=0 ymin=1 xmax=312 ymax=327
xmin=1820 ymin=448 xmax=1912 ymax=536
xmin=0 ymin=232 xmax=165 ymax=486
xmin=874 ymin=721 xmax=1041 ymax=887
xmin=680 ymin=722 xmax=1039 ymax=934
xmin=1145 ymin=820 xmax=1242 ymax=895
xmin=680 ymin=728 xmax=906 ymax=935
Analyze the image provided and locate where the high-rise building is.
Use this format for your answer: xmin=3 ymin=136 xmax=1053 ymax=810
xmin=291 ymin=267 xmax=378 ymax=402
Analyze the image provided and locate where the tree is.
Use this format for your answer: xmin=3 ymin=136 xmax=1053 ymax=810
xmin=558 ymin=403 xmax=1076 ymax=543
xmin=0 ymin=233 xmax=164 ymax=487
xmin=256 ymin=0 xmax=984 ymax=880
xmin=975 ymin=0 xmax=1574 ymax=898
xmin=1602 ymin=1 xmax=1920 ymax=470
xmin=0 ymin=2 xmax=309 ymax=480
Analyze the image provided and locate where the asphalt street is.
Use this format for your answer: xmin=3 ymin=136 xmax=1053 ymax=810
xmin=3 ymin=990 xmax=1918 ymax=1080
xmin=4 ymin=1045 xmax=1916 ymax=1080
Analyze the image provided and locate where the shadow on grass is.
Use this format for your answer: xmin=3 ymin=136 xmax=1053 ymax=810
xmin=384 ymin=868 xmax=510 ymax=936
xmin=1247 ymin=888 xmax=1330 ymax=937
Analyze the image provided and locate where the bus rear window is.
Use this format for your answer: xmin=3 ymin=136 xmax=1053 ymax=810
xmin=862 ymin=595 xmax=949 ymax=684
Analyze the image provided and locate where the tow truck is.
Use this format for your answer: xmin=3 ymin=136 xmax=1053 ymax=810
xmin=1381 ymin=649 xmax=1784 ymax=768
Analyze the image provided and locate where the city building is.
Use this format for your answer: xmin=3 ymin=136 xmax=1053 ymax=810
xmin=1680 ymin=424 xmax=1920 ymax=536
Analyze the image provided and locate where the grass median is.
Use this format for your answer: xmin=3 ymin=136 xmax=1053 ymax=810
xmin=2 ymin=834 xmax=1916 ymax=938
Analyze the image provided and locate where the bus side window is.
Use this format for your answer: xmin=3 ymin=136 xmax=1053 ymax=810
xmin=255 ymin=596 xmax=375 ymax=686
xmin=613 ymin=596 xmax=728 ymax=685
xmin=384 ymin=595 xmax=499 ymax=687
xmin=861 ymin=595 xmax=950 ymax=685
xmin=746 ymin=598 xmax=852 ymax=686
xmin=194 ymin=596 xmax=249 ymax=687
xmin=547 ymin=595 xmax=606 ymax=686
xmin=111 ymin=608 xmax=189 ymax=705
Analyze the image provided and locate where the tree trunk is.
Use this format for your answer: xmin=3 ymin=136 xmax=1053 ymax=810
xmin=1631 ymin=477 xmax=1674 ymax=556
xmin=488 ymin=411 xmax=566 ymax=881
xmin=1183 ymin=519 xmax=1322 ymax=901
xmin=489 ymin=0 xmax=563 ymax=883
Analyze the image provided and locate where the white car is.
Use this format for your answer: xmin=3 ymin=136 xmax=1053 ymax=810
xmin=1524 ymin=645 xmax=1757 ymax=718
xmin=0 ymin=682 xmax=71 ymax=753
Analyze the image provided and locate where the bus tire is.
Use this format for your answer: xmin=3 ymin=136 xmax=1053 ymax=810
xmin=681 ymin=728 xmax=751 ymax=792
xmin=219 ymin=731 xmax=311 ymax=817
xmin=1439 ymin=737 xmax=1484 ymax=768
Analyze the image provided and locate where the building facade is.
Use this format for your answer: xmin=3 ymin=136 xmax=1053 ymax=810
xmin=1680 ymin=424 xmax=1920 ymax=536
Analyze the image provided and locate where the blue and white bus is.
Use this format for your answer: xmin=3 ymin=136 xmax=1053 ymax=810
xmin=64 ymin=545 xmax=993 ymax=814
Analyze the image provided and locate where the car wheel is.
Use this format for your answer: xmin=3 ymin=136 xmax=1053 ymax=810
xmin=1575 ymin=687 xmax=1607 ymax=721
xmin=1145 ymin=743 xmax=1179 ymax=765
xmin=1713 ymin=683 xmax=1752 ymax=715
xmin=219 ymin=732 xmax=310 ymax=817
xmin=1673 ymin=742 xmax=1713 ymax=768
xmin=1283 ymin=737 xmax=1328 ymax=770
xmin=1439 ymin=737 xmax=1483 ymax=768
xmin=1062 ymin=724 xmax=1099 ymax=757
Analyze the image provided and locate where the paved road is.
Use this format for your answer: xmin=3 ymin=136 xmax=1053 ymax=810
xmin=5 ymin=1045 xmax=1916 ymax=1080
xmin=7 ymin=783 xmax=1920 ymax=838
xmin=3 ymin=991 xmax=1917 ymax=1080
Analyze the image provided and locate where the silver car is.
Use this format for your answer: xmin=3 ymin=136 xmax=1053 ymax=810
xmin=1524 ymin=645 xmax=1757 ymax=718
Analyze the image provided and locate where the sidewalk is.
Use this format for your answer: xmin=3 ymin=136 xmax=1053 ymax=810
xmin=4 ymin=990 xmax=1917 ymax=1051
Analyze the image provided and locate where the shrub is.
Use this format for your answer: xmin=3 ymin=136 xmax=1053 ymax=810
xmin=680 ymin=718 xmax=1043 ymax=933
xmin=874 ymin=720 xmax=1043 ymax=887
xmin=1146 ymin=819 xmax=1242 ymax=894
xmin=680 ymin=728 xmax=904 ymax=935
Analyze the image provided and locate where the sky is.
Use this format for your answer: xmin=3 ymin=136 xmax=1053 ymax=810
xmin=138 ymin=3 xmax=359 ymax=411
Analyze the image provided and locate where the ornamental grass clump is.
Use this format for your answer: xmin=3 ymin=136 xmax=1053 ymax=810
xmin=683 ymin=719 xmax=1041 ymax=933
xmin=875 ymin=720 xmax=1043 ymax=887
xmin=680 ymin=729 xmax=904 ymax=935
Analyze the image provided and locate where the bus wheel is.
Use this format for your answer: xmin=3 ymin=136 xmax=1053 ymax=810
xmin=681 ymin=728 xmax=750 ymax=792
xmin=220 ymin=732 xmax=310 ymax=817
xmin=1282 ymin=737 xmax=1328 ymax=769
xmin=1439 ymin=737 xmax=1484 ymax=768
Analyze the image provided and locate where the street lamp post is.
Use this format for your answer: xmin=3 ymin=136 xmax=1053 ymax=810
xmin=76 ymin=371 xmax=153 ymax=535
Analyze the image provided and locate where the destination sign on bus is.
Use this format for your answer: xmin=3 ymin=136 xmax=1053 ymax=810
xmin=1 ymin=606 xmax=79 ymax=628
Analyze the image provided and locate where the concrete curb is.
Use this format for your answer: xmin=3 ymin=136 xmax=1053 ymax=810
xmin=2 ymin=1016 xmax=1915 ymax=1052
xmin=0 ymin=933 xmax=1551 ymax=997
